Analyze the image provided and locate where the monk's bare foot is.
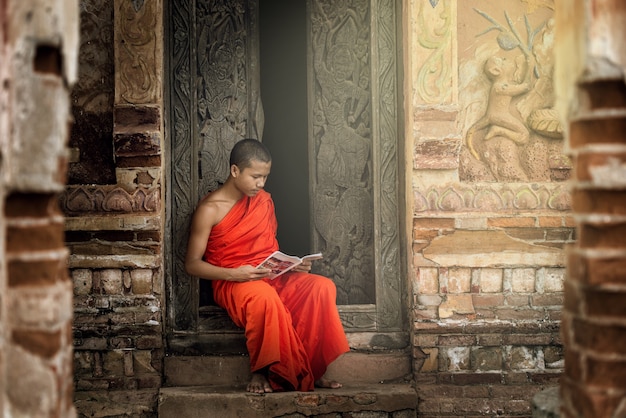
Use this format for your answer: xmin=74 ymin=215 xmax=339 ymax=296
xmin=247 ymin=373 xmax=273 ymax=394
xmin=315 ymin=377 xmax=342 ymax=389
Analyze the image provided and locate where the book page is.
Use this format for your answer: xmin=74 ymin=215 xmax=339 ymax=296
xmin=256 ymin=251 xmax=301 ymax=279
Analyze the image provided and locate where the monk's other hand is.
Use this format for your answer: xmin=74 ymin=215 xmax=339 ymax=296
xmin=293 ymin=261 xmax=312 ymax=273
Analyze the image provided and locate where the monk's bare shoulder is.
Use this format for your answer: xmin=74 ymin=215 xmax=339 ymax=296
xmin=196 ymin=190 xmax=238 ymax=226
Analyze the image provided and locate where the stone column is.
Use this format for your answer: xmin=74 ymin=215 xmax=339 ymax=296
xmin=556 ymin=1 xmax=626 ymax=417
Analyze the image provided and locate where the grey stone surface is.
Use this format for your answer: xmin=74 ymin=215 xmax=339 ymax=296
xmin=532 ymin=386 xmax=560 ymax=418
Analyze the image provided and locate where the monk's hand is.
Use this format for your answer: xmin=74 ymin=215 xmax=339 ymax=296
xmin=293 ymin=260 xmax=312 ymax=273
xmin=232 ymin=265 xmax=272 ymax=282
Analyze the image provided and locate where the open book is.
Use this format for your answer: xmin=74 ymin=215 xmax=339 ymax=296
xmin=256 ymin=251 xmax=323 ymax=279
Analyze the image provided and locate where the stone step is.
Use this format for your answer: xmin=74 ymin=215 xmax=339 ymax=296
xmin=158 ymin=383 xmax=418 ymax=418
xmin=163 ymin=352 xmax=413 ymax=388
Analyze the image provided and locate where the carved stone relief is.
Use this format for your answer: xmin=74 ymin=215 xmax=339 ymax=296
xmin=115 ymin=0 xmax=162 ymax=105
xmin=458 ymin=3 xmax=569 ymax=183
xmin=310 ymin=0 xmax=375 ymax=305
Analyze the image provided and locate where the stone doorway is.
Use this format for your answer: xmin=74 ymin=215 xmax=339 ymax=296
xmin=165 ymin=0 xmax=408 ymax=355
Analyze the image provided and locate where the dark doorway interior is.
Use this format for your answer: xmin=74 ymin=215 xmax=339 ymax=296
xmin=259 ymin=0 xmax=311 ymax=256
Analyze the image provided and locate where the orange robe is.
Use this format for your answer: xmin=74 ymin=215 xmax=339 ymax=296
xmin=203 ymin=190 xmax=349 ymax=391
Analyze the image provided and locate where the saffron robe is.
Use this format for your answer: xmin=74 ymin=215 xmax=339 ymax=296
xmin=204 ymin=190 xmax=350 ymax=391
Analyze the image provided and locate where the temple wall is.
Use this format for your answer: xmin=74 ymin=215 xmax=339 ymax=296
xmin=406 ymin=0 xmax=568 ymax=415
xmin=1 ymin=0 xmax=79 ymax=416
xmin=66 ymin=0 xmax=166 ymax=416
xmin=55 ymin=0 xmax=626 ymax=417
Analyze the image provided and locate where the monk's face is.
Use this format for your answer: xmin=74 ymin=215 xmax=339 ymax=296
xmin=232 ymin=159 xmax=271 ymax=197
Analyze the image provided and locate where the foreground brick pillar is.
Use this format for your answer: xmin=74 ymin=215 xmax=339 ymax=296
xmin=1 ymin=0 xmax=78 ymax=416
xmin=556 ymin=1 xmax=626 ymax=417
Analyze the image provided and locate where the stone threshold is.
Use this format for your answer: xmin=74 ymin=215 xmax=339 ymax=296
xmin=158 ymin=383 xmax=418 ymax=418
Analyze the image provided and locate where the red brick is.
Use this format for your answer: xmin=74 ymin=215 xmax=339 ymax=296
xmin=585 ymin=288 xmax=626 ymax=318
xmin=579 ymin=222 xmax=626 ymax=248
xmin=413 ymin=217 xmax=455 ymax=229
xmin=586 ymin=256 xmax=626 ymax=285
xmin=7 ymin=223 xmax=65 ymax=252
xmin=5 ymin=193 xmax=61 ymax=218
xmin=8 ymin=259 xmax=66 ymax=286
xmin=586 ymin=357 xmax=626 ymax=389
xmin=12 ymin=329 xmax=62 ymax=358
xmin=575 ymin=320 xmax=626 ymax=355
xmin=538 ymin=216 xmax=564 ymax=227
xmin=569 ymin=115 xmax=626 ymax=148
xmin=573 ymin=189 xmax=626 ymax=215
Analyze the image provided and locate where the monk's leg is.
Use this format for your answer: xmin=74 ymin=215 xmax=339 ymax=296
xmin=213 ymin=279 xmax=315 ymax=392
xmin=272 ymin=273 xmax=350 ymax=386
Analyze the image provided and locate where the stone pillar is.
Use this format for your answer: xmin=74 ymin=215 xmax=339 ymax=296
xmin=556 ymin=1 xmax=626 ymax=417
xmin=1 ymin=0 xmax=79 ymax=416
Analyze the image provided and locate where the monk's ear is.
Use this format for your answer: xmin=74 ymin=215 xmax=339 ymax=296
xmin=230 ymin=164 xmax=240 ymax=178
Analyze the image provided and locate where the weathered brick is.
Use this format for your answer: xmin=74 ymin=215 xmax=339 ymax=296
xmin=442 ymin=347 xmax=470 ymax=371
xmin=418 ymin=268 xmax=439 ymax=294
xmin=471 ymin=347 xmax=503 ymax=371
xmin=438 ymin=335 xmax=476 ymax=346
xmin=495 ymin=308 xmax=545 ymax=321
xmin=507 ymin=346 xmax=540 ymax=370
xmin=532 ymin=294 xmax=564 ymax=307
xmin=472 ymin=294 xmax=504 ymax=308
xmin=503 ymin=334 xmax=552 ymax=346
xmin=510 ymin=268 xmax=536 ymax=293
xmin=538 ymin=216 xmax=564 ymax=227
xmin=488 ymin=217 xmax=536 ymax=228
xmin=72 ymin=269 xmax=93 ymax=295
xmin=412 ymin=217 xmax=455 ymax=229
xmin=572 ymin=189 xmax=626 ymax=215
xmin=130 ymin=269 xmax=153 ymax=294
xmin=480 ymin=268 xmax=503 ymax=293
xmin=447 ymin=268 xmax=471 ymax=293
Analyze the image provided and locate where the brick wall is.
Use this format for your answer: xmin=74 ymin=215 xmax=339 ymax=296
xmin=407 ymin=1 xmax=568 ymax=416
xmin=1 ymin=0 xmax=78 ymax=416
xmin=556 ymin=0 xmax=626 ymax=416
xmin=66 ymin=0 xmax=165 ymax=416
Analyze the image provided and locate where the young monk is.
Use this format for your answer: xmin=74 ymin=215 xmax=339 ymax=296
xmin=185 ymin=138 xmax=350 ymax=393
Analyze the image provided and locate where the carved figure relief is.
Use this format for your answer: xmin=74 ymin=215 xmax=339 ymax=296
xmin=460 ymin=7 xmax=569 ymax=183
xmin=311 ymin=0 xmax=374 ymax=305
xmin=196 ymin=0 xmax=258 ymax=192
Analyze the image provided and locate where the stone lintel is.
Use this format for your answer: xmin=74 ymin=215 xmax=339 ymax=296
xmin=423 ymin=230 xmax=565 ymax=267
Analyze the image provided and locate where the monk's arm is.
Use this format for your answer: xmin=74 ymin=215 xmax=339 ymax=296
xmin=184 ymin=204 xmax=271 ymax=282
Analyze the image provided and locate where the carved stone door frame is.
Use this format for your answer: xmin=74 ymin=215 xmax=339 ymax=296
xmin=164 ymin=0 xmax=407 ymax=354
